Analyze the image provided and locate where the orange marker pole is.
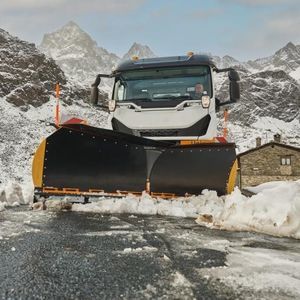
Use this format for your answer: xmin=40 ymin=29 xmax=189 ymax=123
xmin=223 ymin=108 xmax=228 ymax=139
xmin=55 ymin=82 xmax=60 ymax=127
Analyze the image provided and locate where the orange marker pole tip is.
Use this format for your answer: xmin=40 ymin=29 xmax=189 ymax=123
xmin=55 ymin=82 xmax=60 ymax=98
xmin=55 ymin=82 xmax=60 ymax=126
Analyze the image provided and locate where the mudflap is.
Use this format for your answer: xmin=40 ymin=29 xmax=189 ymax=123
xmin=32 ymin=124 xmax=237 ymax=199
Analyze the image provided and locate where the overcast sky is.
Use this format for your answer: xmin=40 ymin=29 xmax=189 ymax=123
xmin=0 ymin=0 xmax=299 ymax=60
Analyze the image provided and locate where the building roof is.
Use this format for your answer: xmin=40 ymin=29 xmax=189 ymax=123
xmin=113 ymin=54 xmax=216 ymax=73
xmin=237 ymin=141 xmax=300 ymax=158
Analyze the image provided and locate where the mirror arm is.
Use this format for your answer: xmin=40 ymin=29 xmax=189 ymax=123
xmin=216 ymin=98 xmax=236 ymax=107
xmin=214 ymin=67 xmax=235 ymax=73
xmin=97 ymin=73 xmax=112 ymax=78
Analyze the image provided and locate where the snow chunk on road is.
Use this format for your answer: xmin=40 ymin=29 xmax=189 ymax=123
xmin=0 ymin=202 xmax=6 ymax=212
xmin=0 ymin=181 xmax=34 ymax=211
xmin=72 ymin=191 xmax=221 ymax=218
xmin=197 ymin=180 xmax=300 ymax=239
xmin=0 ymin=182 xmax=28 ymax=210
xmin=4 ymin=182 xmax=24 ymax=205
xmin=122 ymin=246 xmax=157 ymax=253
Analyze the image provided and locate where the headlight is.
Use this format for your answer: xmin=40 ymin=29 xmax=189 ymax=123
xmin=201 ymin=95 xmax=210 ymax=108
xmin=108 ymin=100 xmax=116 ymax=112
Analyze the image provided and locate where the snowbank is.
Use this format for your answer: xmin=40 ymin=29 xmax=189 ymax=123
xmin=2 ymin=179 xmax=299 ymax=239
xmin=197 ymin=180 xmax=300 ymax=239
xmin=73 ymin=180 xmax=300 ymax=239
xmin=72 ymin=190 xmax=220 ymax=218
xmin=0 ymin=182 xmax=33 ymax=210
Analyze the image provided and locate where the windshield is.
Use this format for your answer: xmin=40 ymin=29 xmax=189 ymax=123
xmin=113 ymin=66 xmax=212 ymax=102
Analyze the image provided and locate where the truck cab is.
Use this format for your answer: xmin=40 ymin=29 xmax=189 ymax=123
xmin=92 ymin=54 xmax=240 ymax=142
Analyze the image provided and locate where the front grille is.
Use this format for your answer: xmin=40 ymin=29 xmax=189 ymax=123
xmin=138 ymin=115 xmax=211 ymax=138
xmin=139 ymin=129 xmax=179 ymax=137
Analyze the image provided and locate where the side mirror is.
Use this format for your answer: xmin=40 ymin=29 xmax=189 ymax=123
xmin=90 ymin=75 xmax=101 ymax=105
xmin=229 ymin=70 xmax=240 ymax=102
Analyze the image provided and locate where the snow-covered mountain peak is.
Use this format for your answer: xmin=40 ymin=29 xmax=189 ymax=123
xmin=122 ymin=42 xmax=156 ymax=60
xmin=39 ymin=21 xmax=119 ymax=91
xmin=212 ymin=54 xmax=241 ymax=69
xmin=246 ymin=41 xmax=300 ymax=77
xmin=58 ymin=20 xmax=84 ymax=35
xmin=40 ymin=21 xmax=98 ymax=58
xmin=274 ymin=41 xmax=299 ymax=61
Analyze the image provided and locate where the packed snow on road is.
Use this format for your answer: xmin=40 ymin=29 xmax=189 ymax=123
xmin=1 ymin=180 xmax=300 ymax=239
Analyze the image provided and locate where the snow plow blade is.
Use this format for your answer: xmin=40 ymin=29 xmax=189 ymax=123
xmin=32 ymin=124 xmax=237 ymax=200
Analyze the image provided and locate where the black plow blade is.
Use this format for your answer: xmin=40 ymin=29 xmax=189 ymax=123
xmin=32 ymin=124 xmax=237 ymax=199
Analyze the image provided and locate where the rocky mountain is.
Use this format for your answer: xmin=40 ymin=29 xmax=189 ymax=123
xmin=212 ymin=43 xmax=300 ymax=131
xmin=212 ymin=42 xmax=300 ymax=83
xmin=0 ymin=28 xmax=66 ymax=110
xmin=0 ymin=27 xmax=107 ymax=111
xmin=39 ymin=22 xmax=156 ymax=94
xmin=247 ymin=42 xmax=300 ymax=78
xmin=217 ymin=68 xmax=300 ymax=122
xmin=40 ymin=21 xmax=119 ymax=93
xmin=212 ymin=55 xmax=241 ymax=69
xmin=122 ymin=42 xmax=156 ymax=61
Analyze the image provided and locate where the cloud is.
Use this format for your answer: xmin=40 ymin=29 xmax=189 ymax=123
xmin=228 ymin=4 xmax=300 ymax=59
xmin=267 ymin=8 xmax=300 ymax=35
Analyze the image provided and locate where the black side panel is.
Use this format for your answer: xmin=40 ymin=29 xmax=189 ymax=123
xmin=43 ymin=126 xmax=149 ymax=192
xmin=150 ymin=145 xmax=236 ymax=196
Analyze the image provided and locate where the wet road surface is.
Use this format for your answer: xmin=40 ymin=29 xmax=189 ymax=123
xmin=0 ymin=207 xmax=300 ymax=299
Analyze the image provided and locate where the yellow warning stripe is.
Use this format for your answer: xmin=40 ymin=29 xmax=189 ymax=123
xmin=226 ymin=159 xmax=238 ymax=194
xmin=180 ymin=138 xmax=216 ymax=145
xmin=32 ymin=139 xmax=46 ymax=188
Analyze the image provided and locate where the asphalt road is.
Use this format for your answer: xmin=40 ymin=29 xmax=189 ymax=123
xmin=0 ymin=207 xmax=300 ymax=300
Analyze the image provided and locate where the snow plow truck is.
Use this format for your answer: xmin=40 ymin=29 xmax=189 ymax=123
xmin=32 ymin=53 xmax=240 ymax=202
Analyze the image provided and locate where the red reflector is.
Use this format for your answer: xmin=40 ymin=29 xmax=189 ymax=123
xmin=216 ymin=137 xmax=227 ymax=143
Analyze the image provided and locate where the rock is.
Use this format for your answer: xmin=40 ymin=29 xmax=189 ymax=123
xmin=0 ymin=27 xmax=104 ymax=109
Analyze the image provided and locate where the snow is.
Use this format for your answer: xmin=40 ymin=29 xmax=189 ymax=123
xmin=2 ymin=177 xmax=298 ymax=240
xmin=72 ymin=180 xmax=300 ymax=239
xmin=122 ymin=246 xmax=157 ymax=253
xmin=71 ymin=191 xmax=214 ymax=218
xmin=0 ymin=182 xmax=32 ymax=210
xmin=0 ymin=202 xmax=5 ymax=212
xmin=172 ymin=272 xmax=192 ymax=287
xmin=197 ymin=244 xmax=300 ymax=298
xmin=228 ymin=116 xmax=300 ymax=153
xmin=196 ymin=180 xmax=300 ymax=239
xmin=0 ymin=96 xmax=109 ymax=187
xmin=245 ymin=181 xmax=288 ymax=193
xmin=290 ymin=66 xmax=300 ymax=81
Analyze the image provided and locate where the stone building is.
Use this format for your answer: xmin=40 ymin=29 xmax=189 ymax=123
xmin=237 ymin=135 xmax=300 ymax=187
